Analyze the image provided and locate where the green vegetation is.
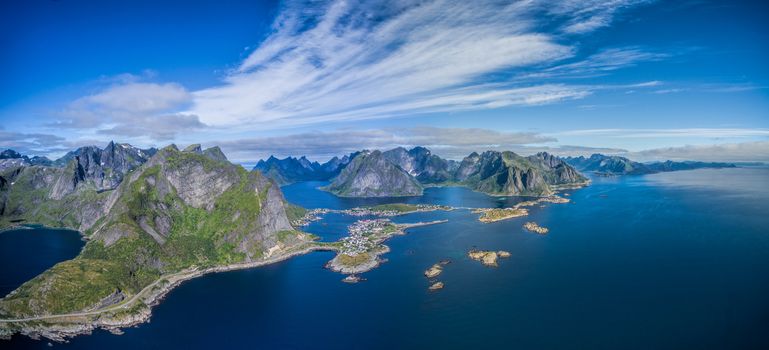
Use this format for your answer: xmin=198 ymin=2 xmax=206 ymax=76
xmin=0 ymin=166 xmax=111 ymax=230
xmin=284 ymin=204 xmax=307 ymax=223
xmin=475 ymin=207 xmax=529 ymax=223
xmin=0 ymin=147 xmax=298 ymax=320
xmin=336 ymin=252 xmax=371 ymax=267
xmin=0 ymin=259 xmax=134 ymax=318
xmin=368 ymin=203 xmax=419 ymax=213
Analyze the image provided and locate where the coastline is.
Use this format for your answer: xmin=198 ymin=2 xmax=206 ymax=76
xmin=0 ymin=241 xmax=337 ymax=342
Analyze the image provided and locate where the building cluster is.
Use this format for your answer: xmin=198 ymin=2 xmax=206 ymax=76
xmin=291 ymin=208 xmax=331 ymax=227
xmin=340 ymin=219 xmax=393 ymax=255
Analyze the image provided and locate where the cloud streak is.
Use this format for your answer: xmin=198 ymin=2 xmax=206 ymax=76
xmin=188 ymin=0 xmax=651 ymax=129
xmin=553 ymin=128 xmax=769 ymax=139
xmin=214 ymin=127 xmax=562 ymax=163
xmin=631 ymin=141 xmax=769 ymax=162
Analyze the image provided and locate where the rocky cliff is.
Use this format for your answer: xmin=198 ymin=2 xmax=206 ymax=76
xmin=316 ymin=147 xmax=587 ymax=198
xmin=0 ymin=143 xmax=305 ymax=320
xmin=456 ymin=151 xmax=588 ymax=196
xmin=382 ymin=146 xmax=456 ymax=183
xmin=323 ymin=150 xmax=423 ymax=197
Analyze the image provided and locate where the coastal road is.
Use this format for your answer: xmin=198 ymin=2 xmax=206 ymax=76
xmin=0 ymin=244 xmax=334 ymax=323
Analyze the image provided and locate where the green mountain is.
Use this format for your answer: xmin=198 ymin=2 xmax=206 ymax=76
xmin=0 ymin=144 xmax=307 ymax=320
xmin=456 ymin=151 xmax=589 ymax=196
xmin=320 ymin=148 xmax=588 ymax=198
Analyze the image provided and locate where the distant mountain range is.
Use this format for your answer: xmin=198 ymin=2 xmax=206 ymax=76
xmin=564 ymin=154 xmax=736 ymax=176
xmin=252 ymin=154 xmax=351 ymax=185
xmin=254 ymin=148 xmax=740 ymax=197
xmin=255 ymin=147 xmax=590 ymax=197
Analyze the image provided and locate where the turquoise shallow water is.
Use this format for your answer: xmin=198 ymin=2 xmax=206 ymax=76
xmin=3 ymin=168 xmax=769 ymax=349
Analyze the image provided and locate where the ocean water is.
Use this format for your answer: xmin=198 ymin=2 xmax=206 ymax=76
xmin=0 ymin=226 xmax=83 ymax=297
xmin=3 ymin=168 xmax=769 ymax=349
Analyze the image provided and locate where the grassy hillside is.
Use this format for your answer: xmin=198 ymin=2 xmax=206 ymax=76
xmin=0 ymin=147 xmax=306 ymax=319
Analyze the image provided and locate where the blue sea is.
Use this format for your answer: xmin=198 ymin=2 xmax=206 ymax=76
xmin=3 ymin=168 xmax=769 ymax=349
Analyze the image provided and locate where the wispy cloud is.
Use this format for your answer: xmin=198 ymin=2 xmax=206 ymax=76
xmin=215 ymin=126 xmax=769 ymax=164
xmin=188 ymin=0 xmax=651 ymax=129
xmin=0 ymin=127 xmax=68 ymax=155
xmin=214 ymin=127 xmax=561 ymax=162
xmin=551 ymin=0 xmax=653 ymax=34
xmin=522 ymin=47 xmax=668 ymax=80
xmin=51 ymin=81 xmax=206 ymax=141
xmin=553 ymin=128 xmax=769 ymax=139
xmin=631 ymin=141 xmax=769 ymax=162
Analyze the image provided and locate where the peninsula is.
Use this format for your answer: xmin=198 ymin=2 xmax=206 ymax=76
xmin=0 ymin=143 xmax=316 ymax=341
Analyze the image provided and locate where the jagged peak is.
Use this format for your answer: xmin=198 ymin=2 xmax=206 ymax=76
xmin=408 ymin=146 xmax=430 ymax=155
xmin=183 ymin=144 xmax=203 ymax=154
xmin=202 ymin=146 xmax=228 ymax=162
xmin=0 ymin=149 xmax=23 ymax=159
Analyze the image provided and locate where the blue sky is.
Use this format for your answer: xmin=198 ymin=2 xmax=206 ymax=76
xmin=1 ymin=0 xmax=768 ymax=163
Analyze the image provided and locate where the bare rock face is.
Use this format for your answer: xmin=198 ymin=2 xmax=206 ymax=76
xmin=164 ymin=159 xmax=239 ymax=211
xmin=202 ymin=146 xmax=228 ymax=163
xmin=454 ymin=152 xmax=481 ymax=182
xmin=48 ymin=142 xmax=156 ymax=199
xmin=324 ymin=150 xmax=423 ymax=197
xmin=85 ymin=145 xmax=297 ymax=262
xmin=382 ymin=146 xmax=454 ymax=183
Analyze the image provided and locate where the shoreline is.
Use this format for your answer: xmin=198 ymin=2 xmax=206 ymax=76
xmin=0 ymin=241 xmax=337 ymax=342
xmin=325 ymin=219 xmax=447 ymax=275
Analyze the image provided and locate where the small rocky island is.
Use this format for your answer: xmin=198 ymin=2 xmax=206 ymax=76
xmin=473 ymin=195 xmax=570 ymax=223
xmin=468 ymin=250 xmax=511 ymax=267
xmin=424 ymin=260 xmax=450 ymax=291
xmin=428 ymin=282 xmax=444 ymax=291
xmin=523 ymin=222 xmax=549 ymax=234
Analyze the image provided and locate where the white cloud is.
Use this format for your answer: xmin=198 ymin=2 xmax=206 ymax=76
xmin=188 ymin=0 xmax=649 ymax=129
xmin=551 ymin=0 xmax=653 ymax=34
xmin=213 ymin=127 xmax=561 ymax=162
xmin=52 ymin=81 xmax=205 ymax=141
xmin=554 ymin=128 xmax=769 ymax=139
xmin=77 ymin=82 xmax=191 ymax=113
xmin=631 ymin=141 xmax=769 ymax=162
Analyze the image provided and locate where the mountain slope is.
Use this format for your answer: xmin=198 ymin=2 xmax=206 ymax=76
xmin=322 ymin=150 xmax=423 ymax=197
xmin=456 ymin=151 xmax=588 ymax=196
xmin=382 ymin=147 xmax=456 ymax=183
xmin=0 ymin=144 xmax=307 ymax=319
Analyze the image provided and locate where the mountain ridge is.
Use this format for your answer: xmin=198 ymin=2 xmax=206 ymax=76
xmin=0 ymin=143 xmax=309 ymax=329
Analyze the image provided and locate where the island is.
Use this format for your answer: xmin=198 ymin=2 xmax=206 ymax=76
xmin=468 ymin=250 xmax=511 ymax=267
xmin=424 ymin=264 xmax=444 ymax=278
xmin=523 ymin=222 xmax=549 ymax=234
xmin=473 ymin=195 xmax=570 ymax=223
xmin=428 ymin=282 xmax=444 ymax=291
xmin=474 ymin=207 xmax=529 ymax=223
